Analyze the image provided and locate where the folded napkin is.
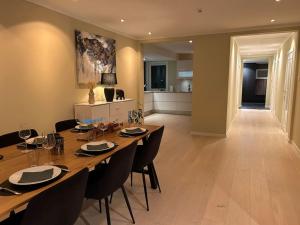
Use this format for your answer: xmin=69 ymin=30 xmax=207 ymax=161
xmin=18 ymin=168 xmax=54 ymax=184
xmin=86 ymin=143 xmax=109 ymax=151
xmin=125 ymin=128 xmax=143 ymax=134
xmin=79 ymin=124 xmax=93 ymax=130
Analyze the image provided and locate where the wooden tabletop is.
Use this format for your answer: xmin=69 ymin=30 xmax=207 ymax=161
xmin=0 ymin=124 xmax=160 ymax=217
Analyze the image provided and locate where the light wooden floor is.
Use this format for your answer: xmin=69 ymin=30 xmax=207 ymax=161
xmin=76 ymin=110 xmax=300 ymax=225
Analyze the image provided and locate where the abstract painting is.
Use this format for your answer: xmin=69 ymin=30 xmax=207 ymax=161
xmin=75 ymin=30 xmax=116 ymax=84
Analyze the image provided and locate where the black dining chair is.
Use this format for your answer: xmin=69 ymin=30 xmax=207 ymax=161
xmin=131 ymin=126 xmax=164 ymax=211
xmin=55 ymin=119 xmax=78 ymax=132
xmin=0 ymin=168 xmax=89 ymax=225
xmin=0 ymin=129 xmax=39 ymax=148
xmin=85 ymin=141 xmax=138 ymax=225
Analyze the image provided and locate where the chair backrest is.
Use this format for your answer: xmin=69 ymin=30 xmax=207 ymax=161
xmin=55 ymin=119 xmax=77 ymax=132
xmin=21 ymin=168 xmax=89 ymax=225
xmin=134 ymin=126 xmax=164 ymax=168
xmin=93 ymin=141 xmax=137 ymax=198
xmin=0 ymin=129 xmax=38 ymax=148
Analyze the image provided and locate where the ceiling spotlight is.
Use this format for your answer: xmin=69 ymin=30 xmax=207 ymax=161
xmin=270 ymin=19 xmax=276 ymax=23
xmin=148 ymin=32 xmax=152 ymax=35
xmin=275 ymin=0 xmax=281 ymax=2
xmin=120 ymin=19 xmax=125 ymax=23
xmin=189 ymin=40 xmax=193 ymax=43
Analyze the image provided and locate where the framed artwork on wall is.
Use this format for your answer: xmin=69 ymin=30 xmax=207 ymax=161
xmin=75 ymin=30 xmax=116 ymax=84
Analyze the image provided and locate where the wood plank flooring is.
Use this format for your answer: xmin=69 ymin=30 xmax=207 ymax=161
xmin=75 ymin=110 xmax=300 ymax=225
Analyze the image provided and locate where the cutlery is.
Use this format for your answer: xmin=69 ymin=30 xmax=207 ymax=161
xmin=75 ymin=152 xmax=94 ymax=157
xmin=0 ymin=187 xmax=21 ymax=195
xmin=119 ymin=133 xmax=133 ymax=138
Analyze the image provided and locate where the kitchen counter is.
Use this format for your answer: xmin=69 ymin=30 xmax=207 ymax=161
xmin=144 ymin=92 xmax=192 ymax=115
xmin=144 ymin=91 xmax=192 ymax=93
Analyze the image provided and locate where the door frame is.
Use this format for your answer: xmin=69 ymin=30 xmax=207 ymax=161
xmin=281 ymin=49 xmax=296 ymax=135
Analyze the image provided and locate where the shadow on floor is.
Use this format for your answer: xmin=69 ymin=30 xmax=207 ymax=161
xmin=240 ymin=102 xmax=270 ymax=110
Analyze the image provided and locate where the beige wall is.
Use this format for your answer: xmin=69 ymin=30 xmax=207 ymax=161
xmin=226 ymin=40 xmax=242 ymax=131
xmin=0 ymin=0 xmax=141 ymax=134
xmin=192 ymin=34 xmax=231 ymax=135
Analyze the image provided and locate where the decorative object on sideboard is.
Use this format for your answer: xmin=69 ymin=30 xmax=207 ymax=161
xmin=128 ymin=109 xmax=144 ymax=125
xmin=116 ymin=89 xmax=125 ymax=100
xmin=101 ymin=73 xmax=117 ymax=102
xmin=75 ymin=30 xmax=116 ymax=84
xmin=88 ymin=81 xmax=96 ymax=104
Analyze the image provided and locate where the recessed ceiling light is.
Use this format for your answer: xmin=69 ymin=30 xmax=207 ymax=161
xmin=275 ymin=0 xmax=281 ymax=2
xmin=197 ymin=9 xmax=203 ymax=13
xmin=189 ymin=40 xmax=193 ymax=43
xmin=120 ymin=19 xmax=125 ymax=23
xmin=148 ymin=32 xmax=152 ymax=35
xmin=270 ymin=19 xmax=276 ymax=23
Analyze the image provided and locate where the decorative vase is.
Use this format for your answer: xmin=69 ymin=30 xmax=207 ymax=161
xmin=88 ymin=88 xmax=95 ymax=104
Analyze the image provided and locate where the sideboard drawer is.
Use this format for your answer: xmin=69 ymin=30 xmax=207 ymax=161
xmin=110 ymin=101 xmax=135 ymax=122
xmin=91 ymin=105 xmax=109 ymax=121
xmin=74 ymin=99 xmax=135 ymax=123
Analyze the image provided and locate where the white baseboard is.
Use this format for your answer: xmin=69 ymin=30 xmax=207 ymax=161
xmin=292 ymin=140 xmax=300 ymax=153
xmin=190 ymin=131 xmax=226 ymax=138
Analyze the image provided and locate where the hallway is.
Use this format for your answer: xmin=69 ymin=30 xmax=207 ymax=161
xmin=77 ymin=111 xmax=300 ymax=225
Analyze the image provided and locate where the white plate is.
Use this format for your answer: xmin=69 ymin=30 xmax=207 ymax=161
xmin=121 ymin=127 xmax=147 ymax=134
xmin=9 ymin=165 xmax=62 ymax=186
xmin=81 ymin=141 xmax=115 ymax=152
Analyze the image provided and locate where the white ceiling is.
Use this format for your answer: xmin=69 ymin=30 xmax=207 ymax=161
xmin=235 ymin=32 xmax=293 ymax=57
xmin=243 ymin=58 xmax=269 ymax=64
xmin=154 ymin=42 xmax=193 ymax=54
xmin=26 ymin=0 xmax=300 ymax=40
xmin=143 ymin=41 xmax=193 ymax=61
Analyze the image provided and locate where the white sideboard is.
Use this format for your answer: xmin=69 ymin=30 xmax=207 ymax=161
xmin=74 ymin=99 xmax=135 ymax=122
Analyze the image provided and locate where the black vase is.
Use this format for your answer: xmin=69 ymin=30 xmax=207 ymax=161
xmin=104 ymin=87 xmax=115 ymax=102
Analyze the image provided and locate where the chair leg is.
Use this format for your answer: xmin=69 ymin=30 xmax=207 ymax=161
xmin=142 ymin=171 xmax=149 ymax=211
xmin=152 ymin=164 xmax=161 ymax=193
xmin=104 ymin=197 xmax=111 ymax=225
xmin=99 ymin=199 xmax=102 ymax=213
xmin=9 ymin=211 xmax=16 ymax=218
xmin=109 ymin=193 xmax=113 ymax=204
xmin=121 ymin=185 xmax=135 ymax=224
xmin=130 ymin=172 xmax=133 ymax=187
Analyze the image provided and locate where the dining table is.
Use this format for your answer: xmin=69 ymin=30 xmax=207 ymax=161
xmin=0 ymin=124 xmax=161 ymax=218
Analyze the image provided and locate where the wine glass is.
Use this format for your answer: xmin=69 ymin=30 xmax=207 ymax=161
xmin=99 ymin=123 xmax=107 ymax=136
xmin=42 ymin=134 xmax=56 ymax=165
xmin=42 ymin=133 xmax=56 ymax=151
xmin=19 ymin=124 xmax=32 ymax=150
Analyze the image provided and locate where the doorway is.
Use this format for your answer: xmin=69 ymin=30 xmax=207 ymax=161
xmin=241 ymin=61 xmax=269 ymax=109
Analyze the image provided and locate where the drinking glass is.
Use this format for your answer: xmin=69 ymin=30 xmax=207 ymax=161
xmin=19 ymin=124 xmax=32 ymax=150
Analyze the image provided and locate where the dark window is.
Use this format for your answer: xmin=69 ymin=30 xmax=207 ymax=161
xmin=151 ymin=65 xmax=166 ymax=89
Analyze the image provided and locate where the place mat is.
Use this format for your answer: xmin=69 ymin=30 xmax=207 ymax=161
xmin=86 ymin=143 xmax=109 ymax=151
xmin=18 ymin=168 xmax=54 ymax=184
xmin=0 ymin=165 xmax=68 ymax=196
xmin=16 ymin=142 xmax=38 ymax=150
